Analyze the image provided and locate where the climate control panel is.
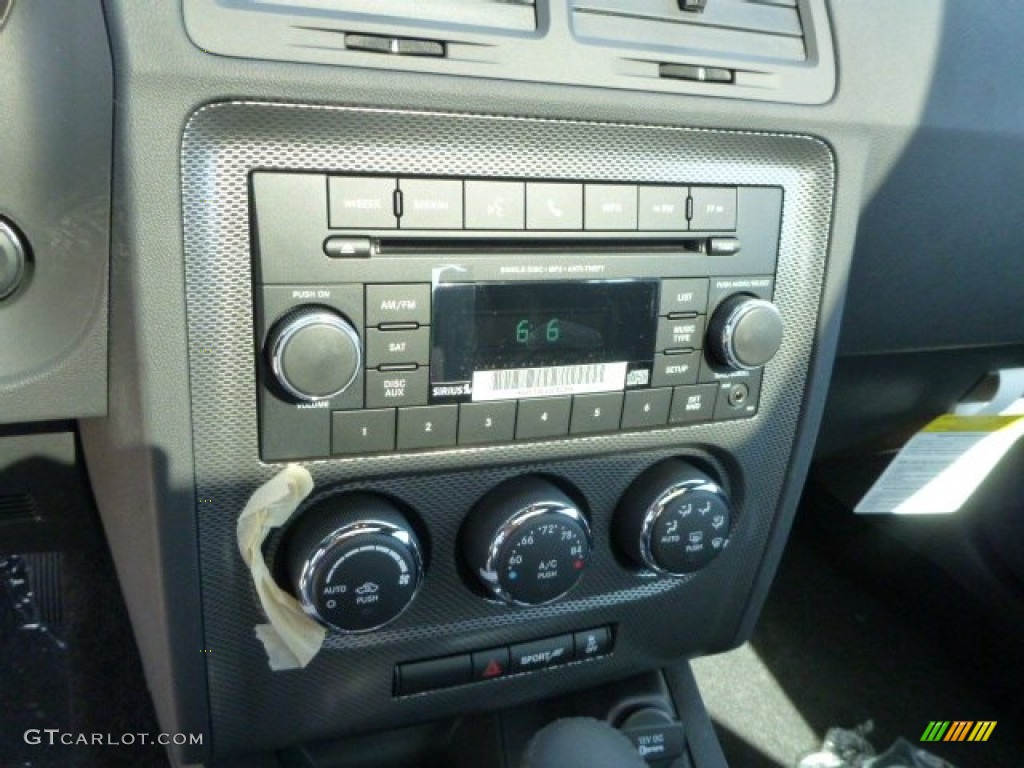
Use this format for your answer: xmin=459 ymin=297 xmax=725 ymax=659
xmin=278 ymin=460 xmax=732 ymax=639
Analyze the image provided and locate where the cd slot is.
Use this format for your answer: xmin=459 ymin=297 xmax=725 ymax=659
xmin=374 ymin=237 xmax=707 ymax=256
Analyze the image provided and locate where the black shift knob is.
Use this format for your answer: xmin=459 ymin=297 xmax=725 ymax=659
xmin=521 ymin=718 xmax=647 ymax=768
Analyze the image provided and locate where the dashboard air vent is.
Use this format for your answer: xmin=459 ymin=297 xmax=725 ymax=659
xmin=572 ymin=0 xmax=806 ymax=63
xmin=248 ymin=0 xmax=537 ymax=33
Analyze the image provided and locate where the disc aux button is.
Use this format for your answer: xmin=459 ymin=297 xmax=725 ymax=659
xmin=366 ymin=368 xmax=429 ymax=408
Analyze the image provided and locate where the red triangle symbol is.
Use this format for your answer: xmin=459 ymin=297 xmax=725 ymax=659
xmin=481 ymin=659 xmax=503 ymax=678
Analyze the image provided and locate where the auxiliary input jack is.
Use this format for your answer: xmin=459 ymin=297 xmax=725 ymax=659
xmin=727 ymin=383 xmax=749 ymax=408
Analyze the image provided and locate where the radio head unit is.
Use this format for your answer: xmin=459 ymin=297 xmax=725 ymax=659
xmin=251 ymin=175 xmax=783 ymax=462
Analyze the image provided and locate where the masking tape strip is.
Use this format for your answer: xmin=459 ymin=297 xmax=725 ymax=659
xmin=236 ymin=464 xmax=326 ymax=670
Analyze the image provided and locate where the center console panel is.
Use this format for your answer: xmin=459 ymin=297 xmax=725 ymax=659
xmin=181 ymin=103 xmax=833 ymax=758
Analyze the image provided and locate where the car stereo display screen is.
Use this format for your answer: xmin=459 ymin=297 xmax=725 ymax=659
xmin=431 ymin=281 xmax=658 ymax=402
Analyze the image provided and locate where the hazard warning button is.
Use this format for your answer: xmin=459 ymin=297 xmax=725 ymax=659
xmin=471 ymin=647 xmax=510 ymax=681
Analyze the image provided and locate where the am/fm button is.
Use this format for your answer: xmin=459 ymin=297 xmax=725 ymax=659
xmin=366 ymin=284 xmax=431 ymax=326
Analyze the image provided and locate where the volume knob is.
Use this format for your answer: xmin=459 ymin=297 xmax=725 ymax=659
xmin=267 ymin=307 xmax=361 ymax=402
xmin=707 ymin=295 xmax=783 ymax=371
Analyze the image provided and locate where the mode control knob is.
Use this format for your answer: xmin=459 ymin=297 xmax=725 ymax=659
xmin=266 ymin=306 xmax=361 ymax=402
xmin=615 ymin=460 xmax=731 ymax=575
xmin=280 ymin=493 xmax=423 ymax=633
xmin=462 ymin=477 xmax=592 ymax=606
xmin=706 ymin=294 xmax=783 ymax=371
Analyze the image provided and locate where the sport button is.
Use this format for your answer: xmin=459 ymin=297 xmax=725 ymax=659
xmin=509 ymin=635 xmax=574 ymax=673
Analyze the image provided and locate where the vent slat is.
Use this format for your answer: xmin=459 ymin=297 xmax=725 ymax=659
xmin=572 ymin=0 xmax=805 ymax=64
xmin=0 ymin=493 xmax=39 ymax=524
xmin=250 ymin=0 xmax=537 ymax=33
xmin=574 ymin=0 xmax=801 ymax=38
xmin=574 ymin=13 xmax=805 ymax=63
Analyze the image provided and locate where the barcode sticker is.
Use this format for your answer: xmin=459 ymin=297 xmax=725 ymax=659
xmin=472 ymin=363 xmax=628 ymax=402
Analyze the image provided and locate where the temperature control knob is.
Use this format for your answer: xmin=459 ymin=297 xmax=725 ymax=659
xmin=615 ymin=460 xmax=731 ymax=575
xmin=266 ymin=307 xmax=361 ymax=401
xmin=462 ymin=477 xmax=592 ymax=606
xmin=706 ymin=294 xmax=783 ymax=371
xmin=280 ymin=493 xmax=423 ymax=633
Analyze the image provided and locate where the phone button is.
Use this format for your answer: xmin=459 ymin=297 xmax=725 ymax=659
xmin=526 ymin=182 xmax=583 ymax=230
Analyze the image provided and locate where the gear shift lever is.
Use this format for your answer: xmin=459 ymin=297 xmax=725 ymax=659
xmin=521 ymin=718 xmax=648 ymax=768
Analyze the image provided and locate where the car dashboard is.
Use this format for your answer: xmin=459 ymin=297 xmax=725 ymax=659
xmin=2 ymin=1 xmax=1023 ymax=766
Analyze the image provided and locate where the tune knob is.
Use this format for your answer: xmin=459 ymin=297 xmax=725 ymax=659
xmin=462 ymin=477 xmax=592 ymax=606
xmin=706 ymin=294 xmax=783 ymax=371
xmin=266 ymin=306 xmax=361 ymax=401
xmin=615 ymin=460 xmax=731 ymax=575
xmin=280 ymin=493 xmax=423 ymax=633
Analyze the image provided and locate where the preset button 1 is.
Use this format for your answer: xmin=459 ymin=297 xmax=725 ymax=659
xmin=332 ymin=409 xmax=396 ymax=455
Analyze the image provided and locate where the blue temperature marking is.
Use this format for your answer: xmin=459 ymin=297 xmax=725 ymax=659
xmin=509 ymin=571 xmax=519 ymax=580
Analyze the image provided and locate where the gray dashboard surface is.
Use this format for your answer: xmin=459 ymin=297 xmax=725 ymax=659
xmin=0 ymin=0 xmax=111 ymax=424
xmin=82 ymin=0 xmax=992 ymax=762
xmin=183 ymin=0 xmax=836 ymax=105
